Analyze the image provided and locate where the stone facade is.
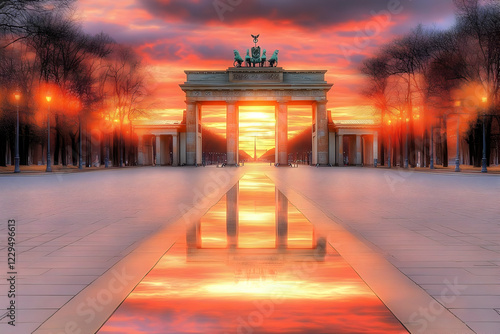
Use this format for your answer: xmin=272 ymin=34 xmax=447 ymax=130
xmin=180 ymin=67 xmax=333 ymax=166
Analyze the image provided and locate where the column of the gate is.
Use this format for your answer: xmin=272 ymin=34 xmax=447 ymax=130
xmin=226 ymin=102 xmax=239 ymax=166
xmin=186 ymin=101 xmax=200 ymax=166
xmin=275 ymin=101 xmax=288 ymax=166
xmin=315 ymin=101 xmax=329 ymax=165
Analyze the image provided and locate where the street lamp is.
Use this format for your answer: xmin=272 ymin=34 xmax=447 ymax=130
xmin=481 ymin=96 xmax=487 ymax=173
xmin=14 ymin=92 xmax=21 ymax=173
xmin=430 ymin=118 xmax=434 ymax=169
xmin=455 ymin=101 xmax=461 ymax=172
xmin=105 ymin=124 xmax=110 ymax=168
xmin=46 ymin=94 xmax=52 ymax=172
xmin=79 ymin=114 xmax=83 ymax=170
xmin=404 ymin=117 xmax=409 ymax=169
xmin=387 ymin=119 xmax=392 ymax=168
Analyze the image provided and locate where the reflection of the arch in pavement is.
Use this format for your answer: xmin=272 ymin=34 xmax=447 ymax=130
xmin=98 ymin=173 xmax=408 ymax=334
xmin=188 ymin=173 xmax=326 ymax=263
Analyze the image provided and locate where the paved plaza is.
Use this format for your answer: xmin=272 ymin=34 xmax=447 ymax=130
xmin=0 ymin=165 xmax=499 ymax=333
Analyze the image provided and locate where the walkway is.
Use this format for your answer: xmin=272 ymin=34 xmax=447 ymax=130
xmin=0 ymin=165 xmax=498 ymax=333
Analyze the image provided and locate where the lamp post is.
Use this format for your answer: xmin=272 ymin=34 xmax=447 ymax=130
xmin=481 ymin=97 xmax=487 ymax=173
xmin=46 ymin=94 xmax=52 ymax=172
xmin=103 ymin=116 xmax=111 ymax=168
xmin=119 ymin=118 xmax=124 ymax=167
xmin=430 ymin=120 xmax=434 ymax=169
xmin=78 ymin=114 xmax=83 ymax=169
xmin=455 ymin=101 xmax=461 ymax=172
xmin=105 ymin=129 xmax=110 ymax=168
xmin=14 ymin=92 xmax=21 ymax=173
xmin=387 ymin=119 xmax=392 ymax=168
xmin=404 ymin=116 xmax=409 ymax=168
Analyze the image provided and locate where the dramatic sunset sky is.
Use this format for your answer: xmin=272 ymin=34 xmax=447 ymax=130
xmin=76 ymin=0 xmax=458 ymax=156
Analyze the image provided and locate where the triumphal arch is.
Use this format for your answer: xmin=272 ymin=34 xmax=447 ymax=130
xmin=180 ymin=65 xmax=333 ymax=166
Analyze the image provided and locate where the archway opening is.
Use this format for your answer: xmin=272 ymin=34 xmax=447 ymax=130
xmin=238 ymin=106 xmax=275 ymax=163
xmin=201 ymin=105 xmax=227 ymax=165
xmin=288 ymin=106 xmax=313 ymax=165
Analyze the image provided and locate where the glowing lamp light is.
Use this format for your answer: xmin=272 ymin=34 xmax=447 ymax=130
xmin=387 ymin=120 xmax=392 ymax=125
xmin=481 ymin=96 xmax=487 ymax=103
xmin=455 ymin=100 xmax=461 ymax=107
xmin=46 ymin=95 xmax=52 ymax=102
xmin=14 ymin=92 xmax=21 ymax=101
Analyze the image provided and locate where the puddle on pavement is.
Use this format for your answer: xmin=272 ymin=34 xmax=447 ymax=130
xmin=98 ymin=173 xmax=408 ymax=333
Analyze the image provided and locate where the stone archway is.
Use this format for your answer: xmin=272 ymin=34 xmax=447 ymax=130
xmin=180 ymin=67 xmax=333 ymax=166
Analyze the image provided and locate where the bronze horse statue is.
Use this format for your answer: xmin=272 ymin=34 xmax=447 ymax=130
xmin=260 ymin=49 xmax=267 ymax=67
xmin=233 ymin=50 xmax=244 ymax=67
xmin=269 ymin=50 xmax=279 ymax=67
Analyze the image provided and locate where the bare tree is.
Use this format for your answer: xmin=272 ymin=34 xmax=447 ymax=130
xmin=105 ymin=45 xmax=149 ymax=166
xmin=455 ymin=0 xmax=500 ymax=109
xmin=384 ymin=25 xmax=438 ymax=167
xmin=0 ymin=0 xmax=74 ymax=48
xmin=25 ymin=12 xmax=112 ymax=166
xmin=0 ymin=37 xmax=42 ymax=166
xmin=361 ymin=54 xmax=391 ymax=165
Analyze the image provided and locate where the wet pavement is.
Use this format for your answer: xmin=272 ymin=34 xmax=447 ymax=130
xmin=98 ymin=173 xmax=407 ymax=333
xmin=0 ymin=164 xmax=497 ymax=333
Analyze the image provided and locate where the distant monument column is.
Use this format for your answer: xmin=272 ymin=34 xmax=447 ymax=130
xmin=276 ymin=189 xmax=288 ymax=249
xmin=226 ymin=183 xmax=239 ymax=249
xmin=315 ymin=101 xmax=329 ymax=165
xmin=373 ymin=132 xmax=378 ymax=167
xmin=226 ymin=101 xmax=239 ymax=166
xmin=186 ymin=101 xmax=200 ymax=165
xmin=275 ymin=100 xmax=288 ymax=165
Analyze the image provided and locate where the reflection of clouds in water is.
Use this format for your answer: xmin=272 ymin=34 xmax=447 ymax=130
xmin=99 ymin=173 xmax=407 ymax=334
